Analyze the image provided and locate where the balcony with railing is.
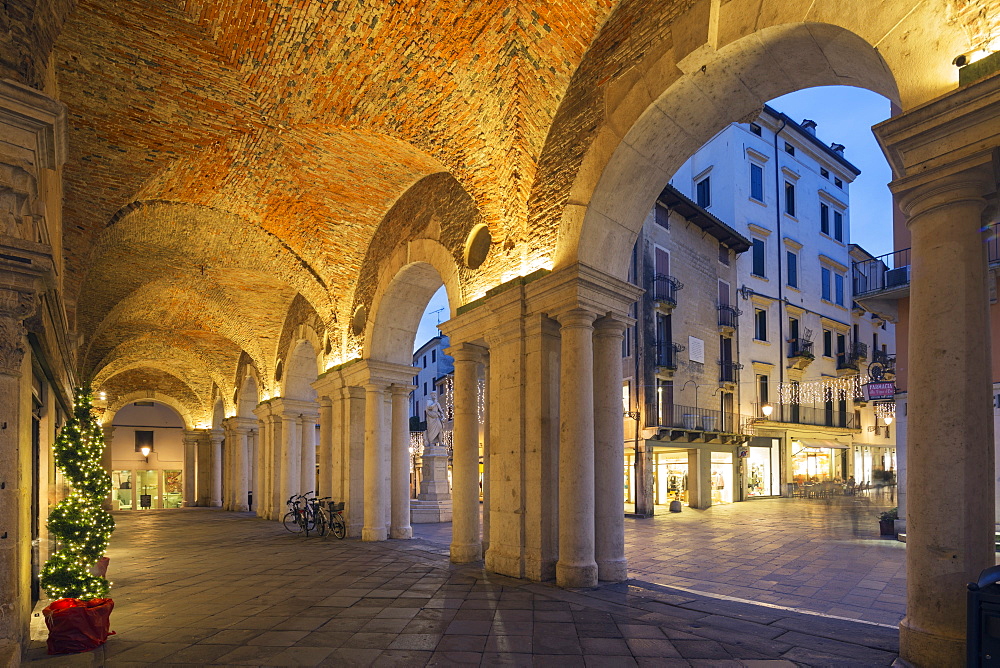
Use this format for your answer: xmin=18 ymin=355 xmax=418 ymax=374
xmin=787 ymin=338 xmax=815 ymax=370
xmin=718 ymin=304 xmax=740 ymax=332
xmin=752 ymin=402 xmax=856 ymax=429
xmin=654 ymin=341 xmax=684 ymax=370
xmin=718 ymin=360 xmax=742 ymax=384
xmin=836 ymin=351 xmax=860 ymax=374
xmin=650 ymin=273 xmax=683 ymax=307
xmin=656 ymin=403 xmax=742 ymax=434
xmin=852 ymin=223 xmax=1000 ymax=301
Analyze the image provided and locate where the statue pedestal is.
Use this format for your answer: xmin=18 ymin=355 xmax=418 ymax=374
xmin=411 ymin=446 xmax=452 ymax=523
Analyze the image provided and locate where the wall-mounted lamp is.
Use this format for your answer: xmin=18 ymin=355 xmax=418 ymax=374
xmin=140 ymin=445 xmax=152 ymax=461
xmin=761 ymin=403 xmax=774 ymax=418
xmin=883 ymin=415 xmax=893 ymax=427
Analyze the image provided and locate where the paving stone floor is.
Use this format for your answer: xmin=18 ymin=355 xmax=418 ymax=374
xmin=25 ymin=500 xmax=903 ymax=666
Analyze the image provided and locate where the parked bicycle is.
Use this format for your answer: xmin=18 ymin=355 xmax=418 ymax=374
xmin=303 ymin=492 xmax=332 ymax=537
xmin=282 ymin=494 xmax=307 ymax=534
xmin=326 ymin=500 xmax=346 ymax=539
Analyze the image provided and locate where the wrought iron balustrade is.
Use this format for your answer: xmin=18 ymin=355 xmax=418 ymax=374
xmin=718 ymin=361 xmax=742 ymax=383
xmin=753 ymin=402 xmax=856 ymax=429
xmin=650 ymin=274 xmax=683 ymax=306
xmin=788 ymin=338 xmax=814 ymax=358
xmin=718 ymin=304 xmax=740 ymax=329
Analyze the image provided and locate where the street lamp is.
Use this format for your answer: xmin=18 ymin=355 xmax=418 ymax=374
xmin=883 ymin=415 xmax=893 ymax=427
xmin=140 ymin=445 xmax=151 ymax=461
xmin=761 ymin=403 xmax=774 ymax=418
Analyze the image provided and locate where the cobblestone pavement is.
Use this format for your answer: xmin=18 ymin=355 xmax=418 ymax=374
xmin=624 ymin=494 xmax=905 ymax=627
xmin=26 ymin=507 xmax=901 ymax=666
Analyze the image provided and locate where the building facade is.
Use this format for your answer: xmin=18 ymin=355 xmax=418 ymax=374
xmin=410 ymin=335 xmax=454 ymax=423
xmin=669 ymin=107 xmax=897 ymax=499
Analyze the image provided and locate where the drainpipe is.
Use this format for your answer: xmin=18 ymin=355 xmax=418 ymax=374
xmin=773 ymin=119 xmax=788 ymax=406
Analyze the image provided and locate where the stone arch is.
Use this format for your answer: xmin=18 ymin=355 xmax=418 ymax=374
xmin=103 ymin=392 xmax=197 ymax=429
xmin=365 ymin=244 xmax=460 ymax=366
xmin=237 ymin=373 xmax=260 ymax=419
xmin=551 ymin=21 xmax=901 ymax=279
xmin=282 ymin=334 xmax=321 ymax=401
xmin=349 ymin=173 xmax=485 ymax=360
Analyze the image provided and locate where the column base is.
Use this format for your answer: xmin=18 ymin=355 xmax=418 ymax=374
xmin=362 ymin=526 xmax=387 ymax=541
xmin=486 ymin=548 xmax=525 ymax=579
xmin=556 ymin=560 xmax=598 ymax=588
xmin=389 ymin=525 xmax=412 ymax=539
xmin=900 ymin=616 xmax=965 ymax=668
xmin=451 ymin=542 xmax=482 ymax=563
xmin=597 ymin=558 xmax=628 ymax=582
xmin=233 ymin=503 xmax=249 ymax=512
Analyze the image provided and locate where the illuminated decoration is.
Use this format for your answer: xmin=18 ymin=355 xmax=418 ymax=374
xmin=40 ymin=387 xmax=115 ymax=600
xmin=873 ymin=402 xmax=896 ymax=423
xmin=777 ymin=376 xmax=864 ymax=405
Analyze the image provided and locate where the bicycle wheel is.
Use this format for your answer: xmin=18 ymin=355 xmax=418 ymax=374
xmin=302 ymin=509 xmax=313 ymax=537
xmin=314 ymin=509 xmax=328 ymax=537
xmin=283 ymin=511 xmax=302 ymax=533
xmin=331 ymin=514 xmax=346 ymax=539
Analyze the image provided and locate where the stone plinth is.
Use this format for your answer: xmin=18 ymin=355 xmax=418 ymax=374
xmin=411 ymin=447 xmax=452 ymax=523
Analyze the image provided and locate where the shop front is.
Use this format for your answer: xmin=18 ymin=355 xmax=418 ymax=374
xmin=852 ymin=445 xmax=897 ymax=485
xmin=745 ymin=436 xmax=782 ymax=498
xmin=790 ymin=439 xmax=848 ymax=483
xmin=113 ymin=469 xmax=183 ymax=510
xmin=625 ymin=443 xmax=737 ymax=509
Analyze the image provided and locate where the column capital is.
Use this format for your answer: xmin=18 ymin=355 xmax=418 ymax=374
xmin=389 ymin=383 xmax=416 ymax=396
xmin=897 ymin=170 xmax=993 ymax=223
xmin=0 ymin=288 xmax=38 ymax=376
xmin=555 ymin=307 xmax=598 ymax=329
xmin=593 ymin=314 xmax=632 ymax=338
xmin=446 ymin=341 xmax=487 ymax=364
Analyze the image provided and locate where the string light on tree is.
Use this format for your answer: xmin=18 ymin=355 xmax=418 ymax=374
xmin=39 ymin=386 xmax=115 ymax=601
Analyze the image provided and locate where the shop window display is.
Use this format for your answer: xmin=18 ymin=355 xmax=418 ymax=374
xmin=114 ymin=470 xmax=133 ymax=510
xmin=746 ymin=442 xmax=781 ymax=497
xmin=137 ymin=470 xmax=158 ymax=509
xmin=163 ymin=470 xmax=183 ymax=508
xmin=655 ymin=452 xmax=688 ymax=505
xmin=710 ymin=452 xmax=733 ymax=504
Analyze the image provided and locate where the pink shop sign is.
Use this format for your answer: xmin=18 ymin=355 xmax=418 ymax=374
xmin=864 ymin=382 xmax=896 ymax=401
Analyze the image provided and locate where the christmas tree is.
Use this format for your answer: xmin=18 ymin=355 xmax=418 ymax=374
xmin=39 ymin=387 xmax=115 ymax=600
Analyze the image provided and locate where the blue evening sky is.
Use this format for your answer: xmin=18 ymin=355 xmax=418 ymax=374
xmin=413 ymin=86 xmax=894 ymax=352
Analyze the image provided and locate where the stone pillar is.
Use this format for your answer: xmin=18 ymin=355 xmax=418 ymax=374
xmin=593 ymin=316 xmax=628 ymax=581
xmin=280 ymin=413 xmax=300 ymax=507
xmin=363 ymin=382 xmax=388 ymax=541
xmin=555 ymin=309 xmax=598 ymax=588
xmin=451 ymin=344 xmax=485 ymax=562
xmin=0 ymin=285 xmax=39 ymax=656
xmin=196 ymin=430 xmax=212 ymax=506
xmin=318 ymin=397 xmax=334 ymax=497
xmin=481 ymin=354 xmax=491 ymax=559
xmin=101 ymin=425 xmax=116 ymax=511
xmin=390 ymin=384 xmax=414 ymax=539
xmin=251 ymin=407 xmax=270 ymax=517
xmin=688 ymin=448 xmax=712 ymax=509
xmin=898 ymin=175 xmax=994 ymax=665
xmin=300 ymin=414 xmax=317 ymax=495
xmin=232 ymin=423 xmax=250 ymax=512
xmin=182 ymin=431 xmax=198 ymax=507
xmin=247 ymin=429 xmax=257 ymax=512
xmin=209 ymin=429 xmax=223 ymax=507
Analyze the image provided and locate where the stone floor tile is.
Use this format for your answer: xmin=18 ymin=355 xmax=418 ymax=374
xmin=293 ymin=630 xmax=354 ymax=648
xmin=358 ymin=618 xmax=411 ymax=634
xmin=315 ymin=647 xmax=382 ymax=667
xmin=584 ymin=656 xmax=639 ymax=668
xmin=484 ymin=634 xmax=531 ymax=653
xmin=617 ymin=624 xmax=666 ymax=639
xmin=260 ymin=645 xmax=336 ymax=666
xmin=246 ymin=630 xmax=310 ymax=646
xmin=490 ymin=620 xmax=533 ymax=636
xmin=426 ymin=651 xmax=482 ymax=665
xmin=386 ymin=633 xmax=442 ymax=650
xmin=671 ymin=639 xmax=733 ymax=659
xmin=435 ymin=634 xmax=487 ymax=652
xmin=481 ymin=652 xmax=533 ymax=666
xmin=580 ymin=637 xmax=630 ymax=655
xmin=103 ymin=641 xmax=192 ymax=663
xmin=626 ymin=638 xmax=682 ymax=658
xmin=531 ymin=634 xmax=582 ymax=655
xmin=444 ymin=619 xmax=492 ymax=635
xmin=371 ymin=649 xmax=434 ymax=666
xmin=345 ymin=632 xmax=400 ymax=650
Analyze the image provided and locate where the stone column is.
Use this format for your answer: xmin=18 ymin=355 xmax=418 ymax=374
xmin=555 ymin=309 xmax=598 ymax=588
xmin=280 ymin=413 xmax=300 ymax=508
xmin=300 ymin=414 xmax=317 ymax=495
xmin=233 ymin=424 xmax=249 ymax=512
xmin=688 ymin=448 xmax=712 ymax=509
xmin=0 ymin=286 xmax=38 ymax=656
xmin=318 ymin=397 xmax=334 ymax=497
xmin=898 ymin=175 xmax=994 ymax=665
xmin=182 ymin=431 xmax=198 ymax=507
xmin=209 ymin=429 xmax=223 ymax=507
xmin=196 ymin=430 xmax=212 ymax=506
xmin=101 ymin=425 xmax=116 ymax=511
xmin=481 ymin=354 xmax=491 ymax=559
xmin=247 ymin=429 xmax=257 ymax=512
xmin=389 ymin=384 xmax=414 ymax=539
xmin=451 ymin=344 xmax=485 ymax=562
xmin=363 ymin=382 xmax=388 ymax=541
xmin=593 ymin=316 xmax=628 ymax=582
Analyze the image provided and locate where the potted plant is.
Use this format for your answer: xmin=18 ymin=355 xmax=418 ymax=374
xmin=878 ymin=507 xmax=898 ymax=536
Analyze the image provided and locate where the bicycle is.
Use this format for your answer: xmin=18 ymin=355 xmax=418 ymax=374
xmin=327 ymin=500 xmax=346 ymax=539
xmin=303 ymin=493 xmax=331 ymax=537
xmin=282 ymin=495 xmax=306 ymax=534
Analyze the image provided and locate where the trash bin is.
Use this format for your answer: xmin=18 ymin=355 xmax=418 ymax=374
xmin=967 ymin=564 xmax=1000 ymax=666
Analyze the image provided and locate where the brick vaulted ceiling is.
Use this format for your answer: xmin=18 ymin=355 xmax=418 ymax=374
xmin=52 ymin=0 xmax=617 ymax=418
xmin=41 ymin=0 xmax=996 ymax=421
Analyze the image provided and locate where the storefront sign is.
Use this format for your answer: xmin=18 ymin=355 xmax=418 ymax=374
xmin=864 ymin=381 xmax=896 ymax=401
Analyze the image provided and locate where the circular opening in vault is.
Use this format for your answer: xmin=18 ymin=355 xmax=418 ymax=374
xmin=351 ymin=304 xmax=368 ymax=337
xmin=464 ymin=224 xmax=491 ymax=269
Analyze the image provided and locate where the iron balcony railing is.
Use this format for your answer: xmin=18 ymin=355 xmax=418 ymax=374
xmin=873 ymin=349 xmax=894 ymax=366
xmin=718 ymin=360 xmax=742 ymax=383
xmin=650 ymin=273 xmax=683 ymax=306
xmin=853 ymin=223 xmax=1000 ymax=297
xmin=718 ymin=304 xmax=740 ymax=329
xmin=788 ymin=338 xmax=814 ymax=359
xmin=656 ymin=403 xmax=741 ymax=433
xmin=836 ymin=351 xmax=860 ymax=371
xmin=753 ymin=402 xmax=856 ymax=429
xmin=851 ymin=341 xmax=868 ymax=360
xmin=654 ymin=341 xmax=684 ymax=369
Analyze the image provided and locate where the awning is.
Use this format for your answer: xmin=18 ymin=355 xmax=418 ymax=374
xmin=793 ymin=438 xmax=849 ymax=449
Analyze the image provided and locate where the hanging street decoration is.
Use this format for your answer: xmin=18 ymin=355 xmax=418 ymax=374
xmin=40 ymin=386 xmax=116 ymax=600
xmin=777 ymin=375 xmax=865 ymax=406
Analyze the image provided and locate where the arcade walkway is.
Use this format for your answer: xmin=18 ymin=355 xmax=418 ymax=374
xmin=25 ymin=505 xmax=901 ymax=666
